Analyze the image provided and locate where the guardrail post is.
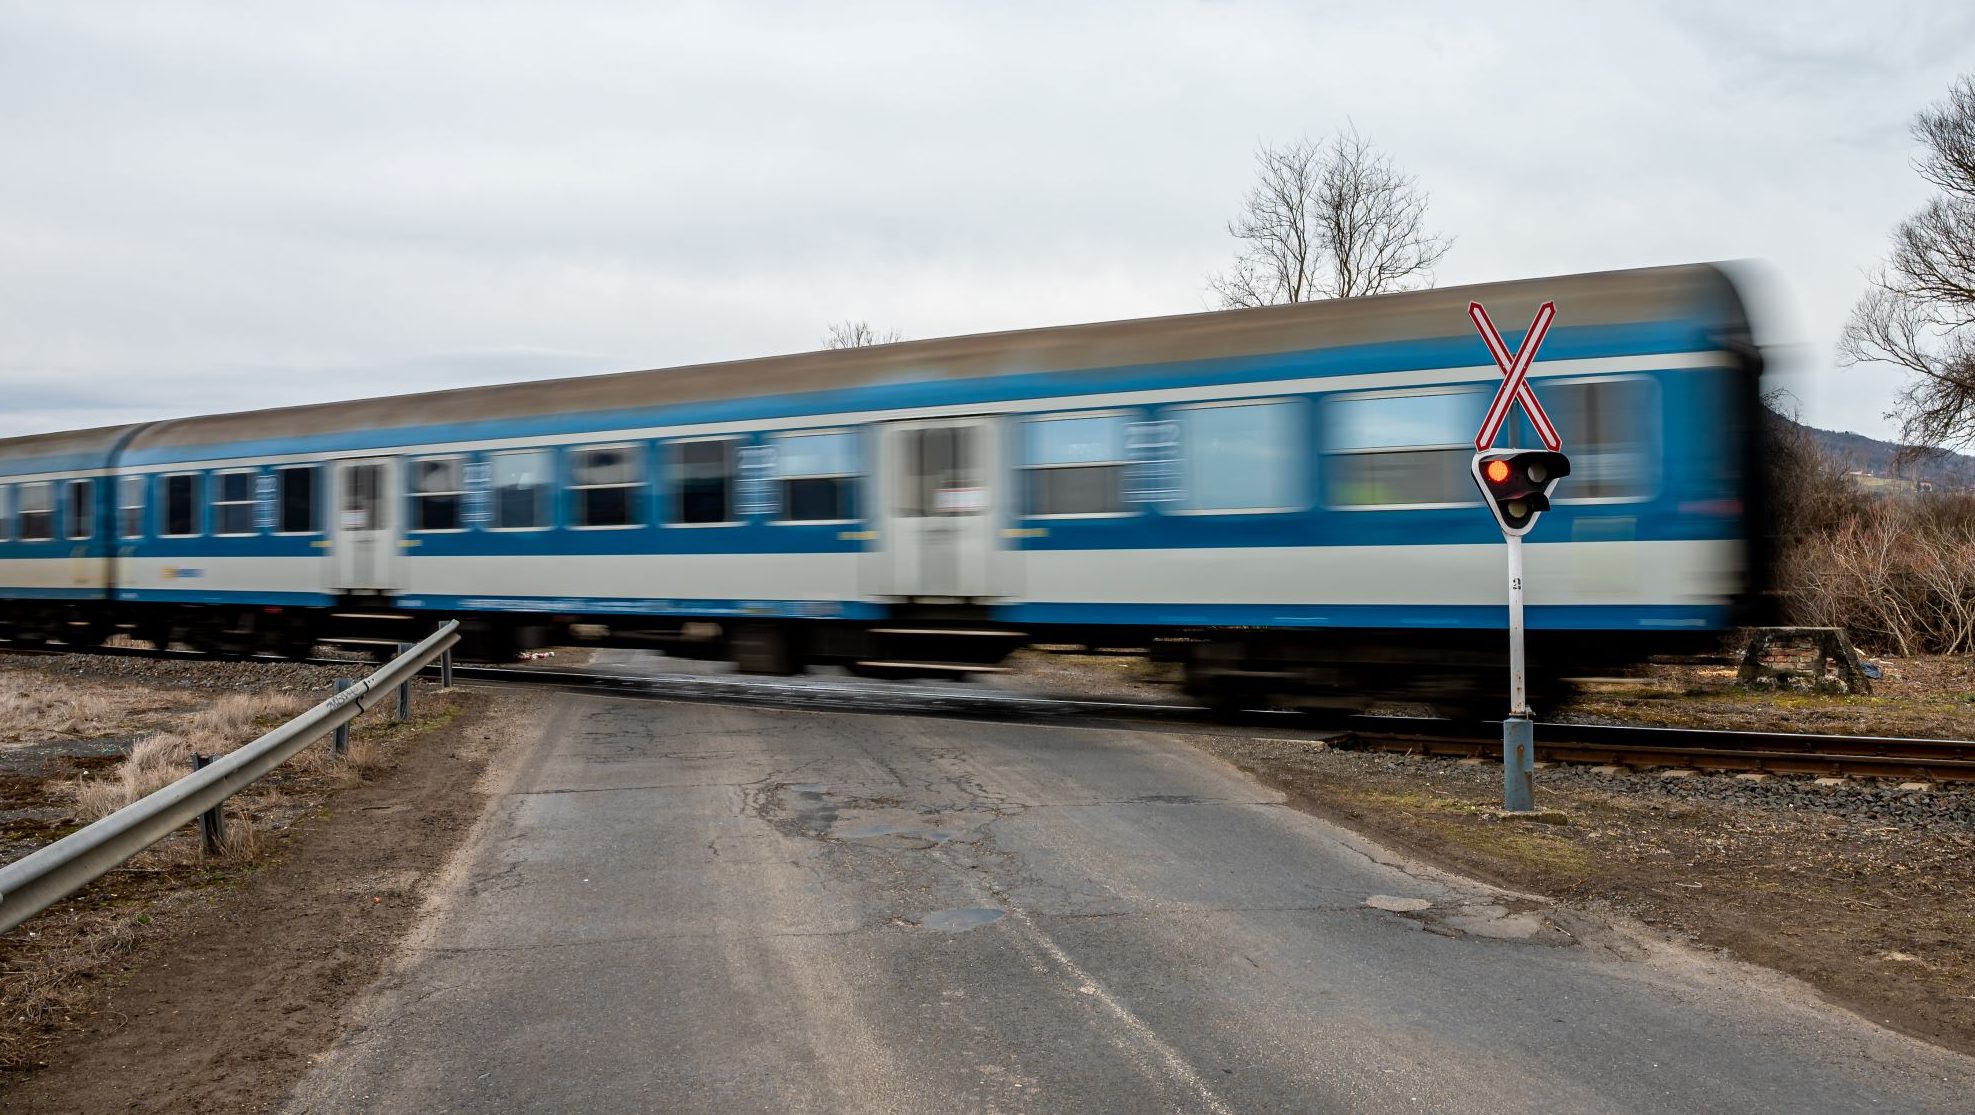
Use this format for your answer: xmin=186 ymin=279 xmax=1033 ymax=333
xmin=192 ymin=754 xmax=225 ymax=854
xmin=333 ymin=677 xmax=353 ymax=755
xmin=395 ymin=643 xmax=413 ymax=720
xmin=440 ymin=647 xmax=453 ymax=690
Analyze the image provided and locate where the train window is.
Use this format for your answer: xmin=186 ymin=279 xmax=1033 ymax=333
xmin=668 ymin=440 xmax=734 ymax=526
xmin=65 ymin=479 xmax=93 ymax=540
xmin=411 ymin=457 xmax=466 ymax=532
xmin=1322 ymin=388 xmax=1486 ymax=508
xmin=119 ymin=476 xmax=145 ymax=539
xmin=19 ymin=482 xmax=53 ymax=541
xmin=1172 ymin=400 xmax=1304 ymax=512
xmin=0 ymin=485 xmax=9 ymax=541
xmin=214 ymin=471 xmax=257 ymax=536
xmin=161 ymin=473 xmax=201 ymax=537
xmin=571 ymin=444 xmax=646 ymax=528
xmin=491 ymin=450 xmax=552 ymax=530
xmin=773 ymin=431 xmax=855 ymax=522
xmin=1023 ymin=413 xmax=1130 ymax=517
xmin=899 ymin=426 xmax=986 ymax=516
xmin=277 ymin=465 xmax=318 ymax=534
xmin=1515 ymin=377 xmax=1657 ymax=501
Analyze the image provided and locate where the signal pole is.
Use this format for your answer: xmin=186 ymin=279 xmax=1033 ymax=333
xmin=1503 ymin=532 xmax=1533 ymax=811
xmin=1466 ymin=298 xmax=1564 ymax=814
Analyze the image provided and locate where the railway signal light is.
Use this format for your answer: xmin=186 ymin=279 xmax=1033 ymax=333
xmin=1471 ymin=449 xmax=1570 ymax=537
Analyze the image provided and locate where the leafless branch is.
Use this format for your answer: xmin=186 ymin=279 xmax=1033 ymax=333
xmin=1841 ymin=74 xmax=1975 ymax=451
xmin=823 ymin=320 xmax=904 ymax=349
xmin=1209 ymin=128 xmax=1451 ymax=308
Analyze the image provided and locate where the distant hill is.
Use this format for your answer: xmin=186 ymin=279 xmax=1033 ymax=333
xmin=1771 ymin=412 xmax=1975 ymax=491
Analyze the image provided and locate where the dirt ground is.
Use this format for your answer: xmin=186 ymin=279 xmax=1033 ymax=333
xmin=0 ymin=658 xmax=541 ymax=1114
xmin=1000 ymin=648 xmax=1975 ymax=1057
xmin=1561 ymin=653 xmax=1975 ymax=738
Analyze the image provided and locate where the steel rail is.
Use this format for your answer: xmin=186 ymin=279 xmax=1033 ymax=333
xmin=441 ymin=663 xmax=1975 ymax=782
xmin=1341 ymin=716 xmax=1975 ymax=781
xmin=4 ymin=642 xmax=1967 ymax=781
xmin=0 ymin=621 xmax=459 ymax=935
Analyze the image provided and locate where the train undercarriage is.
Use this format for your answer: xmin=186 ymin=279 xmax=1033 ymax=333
xmin=0 ymin=598 xmax=1716 ymax=717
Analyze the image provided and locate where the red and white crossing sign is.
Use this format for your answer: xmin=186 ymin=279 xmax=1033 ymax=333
xmin=1469 ymin=301 xmax=1562 ymax=452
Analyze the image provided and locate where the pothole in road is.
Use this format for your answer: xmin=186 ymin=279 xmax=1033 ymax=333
xmin=920 ymin=907 xmax=1006 ymax=932
xmin=1362 ymin=894 xmax=1566 ymax=944
xmin=835 ymin=820 xmax=964 ymax=844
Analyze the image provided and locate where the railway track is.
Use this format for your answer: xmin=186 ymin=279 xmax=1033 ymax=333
xmin=437 ymin=662 xmax=1975 ymax=784
xmin=1327 ymin=716 xmax=1975 ymax=783
xmin=5 ymin=644 xmax=1972 ymax=783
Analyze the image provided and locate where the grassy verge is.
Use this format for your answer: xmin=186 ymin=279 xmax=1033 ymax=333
xmin=0 ymin=679 xmax=463 ymax=1070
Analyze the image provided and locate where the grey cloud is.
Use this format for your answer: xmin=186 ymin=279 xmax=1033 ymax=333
xmin=1 ymin=0 xmax=1969 ymax=439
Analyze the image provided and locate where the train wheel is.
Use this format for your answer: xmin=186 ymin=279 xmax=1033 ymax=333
xmin=732 ymin=623 xmax=801 ymax=676
xmin=61 ymin=621 xmax=110 ymax=649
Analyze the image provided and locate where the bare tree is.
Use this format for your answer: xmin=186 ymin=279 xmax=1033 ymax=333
xmin=823 ymin=320 xmax=904 ymax=348
xmin=1841 ymin=75 xmax=1975 ymax=451
xmin=1209 ymin=129 xmax=1452 ymax=308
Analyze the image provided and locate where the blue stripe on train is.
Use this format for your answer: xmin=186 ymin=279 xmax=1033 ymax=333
xmin=115 ymin=320 xmax=1718 ymax=467
xmin=393 ymin=594 xmax=889 ymax=620
xmin=110 ymin=587 xmax=889 ymax=620
xmin=85 ymin=587 xmax=1731 ymax=632
xmin=994 ymin=601 xmax=1731 ymax=631
xmin=0 ymin=586 xmax=108 ymax=601
xmin=112 ymin=589 xmax=336 ymax=606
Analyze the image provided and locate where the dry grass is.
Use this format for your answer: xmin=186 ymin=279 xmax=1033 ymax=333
xmin=1562 ymin=653 xmax=1975 ymax=738
xmin=68 ymin=692 xmax=309 ymax=821
xmin=0 ymin=681 xmax=196 ymax=748
xmin=0 ymin=685 xmax=465 ymax=1069
xmin=291 ymin=731 xmax=381 ymax=786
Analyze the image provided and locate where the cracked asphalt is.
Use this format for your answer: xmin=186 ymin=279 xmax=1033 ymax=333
xmin=285 ymin=675 xmax=1975 ymax=1113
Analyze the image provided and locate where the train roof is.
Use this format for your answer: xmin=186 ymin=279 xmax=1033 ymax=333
xmin=0 ymin=423 xmax=148 ymax=477
xmin=98 ymin=263 xmax=1746 ymax=456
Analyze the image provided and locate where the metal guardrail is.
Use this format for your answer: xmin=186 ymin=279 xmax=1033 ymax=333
xmin=0 ymin=621 xmax=461 ymax=935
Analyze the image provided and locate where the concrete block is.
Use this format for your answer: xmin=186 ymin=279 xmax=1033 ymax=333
xmin=1897 ymin=781 xmax=1933 ymax=792
xmin=1456 ymin=757 xmax=1487 ymax=767
xmin=1812 ymin=777 xmax=1848 ymax=787
xmin=1733 ymin=772 xmax=1769 ymax=782
xmin=1590 ymin=765 xmax=1627 ymax=777
xmin=1660 ymin=769 xmax=1699 ymax=779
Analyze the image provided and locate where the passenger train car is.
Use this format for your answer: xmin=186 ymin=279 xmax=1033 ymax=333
xmin=0 ymin=263 xmax=1770 ymax=709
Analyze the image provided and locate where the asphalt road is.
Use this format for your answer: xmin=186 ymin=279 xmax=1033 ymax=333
xmin=287 ymin=678 xmax=1975 ymax=1113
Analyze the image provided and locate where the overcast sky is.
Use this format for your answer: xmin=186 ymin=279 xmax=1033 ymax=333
xmin=2 ymin=1 xmax=1971 ymax=441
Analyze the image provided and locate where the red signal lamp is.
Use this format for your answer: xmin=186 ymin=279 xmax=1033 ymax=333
xmin=1471 ymin=449 xmax=1571 ymax=536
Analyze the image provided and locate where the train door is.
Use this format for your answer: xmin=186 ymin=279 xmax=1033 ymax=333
xmin=871 ymin=417 xmax=1012 ymax=599
xmin=327 ymin=458 xmax=401 ymax=594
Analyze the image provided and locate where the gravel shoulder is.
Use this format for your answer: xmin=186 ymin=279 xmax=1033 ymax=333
xmin=0 ymin=656 xmax=545 ymax=1114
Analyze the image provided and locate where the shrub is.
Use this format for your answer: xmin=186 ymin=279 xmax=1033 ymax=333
xmin=1769 ymin=414 xmax=1975 ymax=655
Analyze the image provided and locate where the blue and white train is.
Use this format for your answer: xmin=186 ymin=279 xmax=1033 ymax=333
xmin=0 ymin=263 xmax=1770 ymax=708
